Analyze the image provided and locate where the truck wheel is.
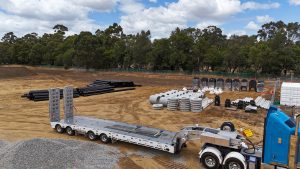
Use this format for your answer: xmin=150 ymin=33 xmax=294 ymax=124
xmin=66 ymin=127 xmax=75 ymax=136
xmin=55 ymin=124 xmax=64 ymax=133
xmin=224 ymin=158 xmax=244 ymax=169
xmin=100 ymin=134 xmax=111 ymax=143
xmin=220 ymin=122 xmax=235 ymax=132
xmin=201 ymin=152 xmax=220 ymax=169
xmin=87 ymin=131 xmax=97 ymax=141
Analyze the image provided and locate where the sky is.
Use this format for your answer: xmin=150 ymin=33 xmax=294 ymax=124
xmin=0 ymin=0 xmax=299 ymax=39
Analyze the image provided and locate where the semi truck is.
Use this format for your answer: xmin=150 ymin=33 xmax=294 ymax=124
xmin=49 ymin=87 xmax=300 ymax=169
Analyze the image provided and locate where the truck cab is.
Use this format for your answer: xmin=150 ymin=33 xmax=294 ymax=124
xmin=263 ymin=106 xmax=300 ymax=168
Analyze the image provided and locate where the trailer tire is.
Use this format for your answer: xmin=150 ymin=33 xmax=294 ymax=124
xmin=201 ymin=152 xmax=220 ymax=169
xmin=224 ymin=158 xmax=244 ymax=169
xmin=87 ymin=131 xmax=97 ymax=141
xmin=100 ymin=134 xmax=111 ymax=143
xmin=66 ymin=127 xmax=75 ymax=136
xmin=55 ymin=124 xmax=64 ymax=133
xmin=220 ymin=122 xmax=235 ymax=132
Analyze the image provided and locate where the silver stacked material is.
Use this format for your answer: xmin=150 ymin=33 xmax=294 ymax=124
xmin=152 ymin=104 xmax=163 ymax=110
xmin=179 ymin=97 xmax=191 ymax=112
xmin=190 ymin=98 xmax=202 ymax=113
xmin=167 ymin=98 xmax=178 ymax=111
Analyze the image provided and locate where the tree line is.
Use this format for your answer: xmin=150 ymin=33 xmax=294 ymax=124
xmin=0 ymin=21 xmax=299 ymax=75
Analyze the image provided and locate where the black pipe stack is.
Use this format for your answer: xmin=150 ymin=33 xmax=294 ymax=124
xmin=22 ymin=79 xmax=138 ymax=101
xmin=92 ymin=80 xmax=136 ymax=88
xmin=76 ymin=85 xmax=114 ymax=96
xmin=22 ymin=89 xmax=80 ymax=101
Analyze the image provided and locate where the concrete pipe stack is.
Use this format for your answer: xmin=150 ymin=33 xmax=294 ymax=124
xmin=190 ymin=98 xmax=202 ymax=113
xmin=167 ymin=98 xmax=178 ymax=111
xmin=179 ymin=97 xmax=191 ymax=112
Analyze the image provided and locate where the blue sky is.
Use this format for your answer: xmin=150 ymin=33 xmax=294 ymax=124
xmin=0 ymin=0 xmax=299 ymax=38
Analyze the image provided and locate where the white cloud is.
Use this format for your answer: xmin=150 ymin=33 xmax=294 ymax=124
xmin=119 ymin=0 xmax=144 ymax=14
xmin=226 ymin=29 xmax=247 ymax=37
xmin=120 ymin=0 xmax=281 ymax=38
xmin=196 ymin=21 xmax=221 ymax=29
xmin=289 ymin=0 xmax=300 ymax=5
xmin=245 ymin=21 xmax=259 ymax=30
xmin=256 ymin=15 xmax=274 ymax=23
xmin=75 ymin=0 xmax=117 ymax=12
xmin=0 ymin=0 xmax=282 ymax=39
xmin=241 ymin=1 xmax=280 ymax=10
xmin=0 ymin=0 xmax=117 ymax=37
xmin=120 ymin=0 xmax=242 ymax=38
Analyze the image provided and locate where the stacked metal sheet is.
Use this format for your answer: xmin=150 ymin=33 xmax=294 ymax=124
xmin=179 ymin=97 xmax=191 ymax=112
xmin=190 ymin=98 xmax=202 ymax=113
xmin=167 ymin=98 xmax=178 ymax=111
xmin=255 ymin=96 xmax=271 ymax=109
xmin=202 ymin=98 xmax=214 ymax=109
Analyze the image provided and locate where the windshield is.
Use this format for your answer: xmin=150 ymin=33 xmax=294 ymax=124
xmin=285 ymin=117 xmax=296 ymax=128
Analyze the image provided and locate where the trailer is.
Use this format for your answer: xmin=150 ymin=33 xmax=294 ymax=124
xmin=49 ymin=87 xmax=187 ymax=154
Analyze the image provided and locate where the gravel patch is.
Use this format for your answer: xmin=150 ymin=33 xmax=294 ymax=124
xmin=0 ymin=138 xmax=122 ymax=169
xmin=0 ymin=140 xmax=7 ymax=149
xmin=126 ymin=147 xmax=187 ymax=166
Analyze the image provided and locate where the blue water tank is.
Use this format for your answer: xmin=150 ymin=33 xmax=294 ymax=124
xmin=263 ymin=106 xmax=300 ymax=166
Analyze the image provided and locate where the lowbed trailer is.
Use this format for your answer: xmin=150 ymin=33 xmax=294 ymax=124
xmin=51 ymin=116 xmax=186 ymax=153
xmin=49 ymin=87 xmax=187 ymax=154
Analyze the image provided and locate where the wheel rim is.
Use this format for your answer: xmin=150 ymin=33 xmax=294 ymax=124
xmin=89 ymin=133 xmax=95 ymax=139
xmin=205 ymin=156 xmax=216 ymax=167
xmin=101 ymin=135 xmax=107 ymax=142
xmin=228 ymin=162 xmax=241 ymax=169
xmin=223 ymin=126 xmax=231 ymax=131
xmin=57 ymin=126 xmax=62 ymax=132
xmin=67 ymin=128 xmax=72 ymax=134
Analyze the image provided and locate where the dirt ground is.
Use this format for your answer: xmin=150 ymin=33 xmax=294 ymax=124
xmin=0 ymin=66 xmax=273 ymax=169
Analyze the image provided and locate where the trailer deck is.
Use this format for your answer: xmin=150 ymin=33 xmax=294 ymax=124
xmin=52 ymin=116 xmax=179 ymax=145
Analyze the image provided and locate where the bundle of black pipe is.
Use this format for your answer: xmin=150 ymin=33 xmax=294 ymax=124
xmin=76 ymin=85 xmax=114 ymax=96
xmin=92 ymin=80 xmax=136 ymax=88
xmin=24 ymin=89 xmax=80 ymax=101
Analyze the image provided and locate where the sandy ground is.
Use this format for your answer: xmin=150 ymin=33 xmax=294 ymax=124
xmin=0 ymin=66 xmax=273 ymax=169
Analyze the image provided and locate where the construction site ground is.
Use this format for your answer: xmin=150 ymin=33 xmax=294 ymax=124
xmin=0 ymin=66 xmax=274 ymax=169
